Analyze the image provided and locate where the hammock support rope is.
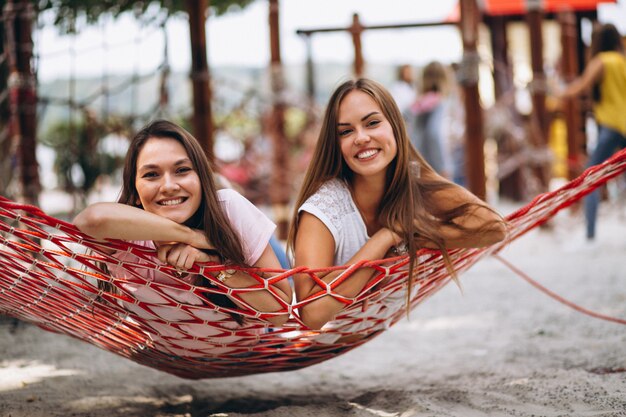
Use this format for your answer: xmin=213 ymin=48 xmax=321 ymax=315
xmin=495 ymin=254 xmax=626 ymax=325
xmin=1 ymin=148 xmax=626 ymax=379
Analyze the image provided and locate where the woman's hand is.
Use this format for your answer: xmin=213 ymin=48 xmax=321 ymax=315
xmin=156 ymin=242 xmax=219 ymax=270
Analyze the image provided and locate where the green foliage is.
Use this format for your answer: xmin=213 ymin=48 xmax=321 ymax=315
xmin=40 ymin=118 xmax=124 ymax=196
xmin=0 ymin=0 xmax=256 ymax=33
xmin=206 ymin=0 xmax=257 ymax=16
xmin=215 ymin=108 xmax=261 ymax=139
xmin=284 ymin=107 xmax=308 ymax=143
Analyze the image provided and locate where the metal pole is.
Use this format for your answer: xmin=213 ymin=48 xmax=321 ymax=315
xmin=459 ymin=0 xmax=486 ymax=200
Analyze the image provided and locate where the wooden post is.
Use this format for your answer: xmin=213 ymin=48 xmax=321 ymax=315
xmin=489 ymin=15 xmax=525 ymax=201
xmin=157 ymin=20 xmax=170 ymax=117
xmin=295 ymin=18 xmax=458 ymax=83
xmin=268 ymin=0 xmax=290 ymax=239
xmin=8 ymin=0 xmax=40 ymax=206
xmin=0 ymin=4 xmax=13 ymax=197
xmin=459 ymin=0 xmax=486 ymax=200
xmin=489 ymin=16 xmax=512 ymax=100
xmin=349 ymin=13 xmax=364 ymax=77
xmin=302 ymin=32 xmax=316 ymax=102
xmin=186 ymin=0 xmax=214 ymax=162
xmin=527 ymin=7 xmax=548 ymax=142
xmin=526 ymin=3 xmax=550 ymax=190
xmin=559 ymin=11 xmax=583 ymax=180
xmin=577 ymin=11 xmax=594 ymax=81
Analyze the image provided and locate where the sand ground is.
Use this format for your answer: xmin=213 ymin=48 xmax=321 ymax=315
xmin=1 ymin=199 xmax=625 ymax=417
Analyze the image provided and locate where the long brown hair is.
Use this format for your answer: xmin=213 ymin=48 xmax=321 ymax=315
xmin=590 ymin=23 xmax=624 ymax=102
xmin=119 ymin=120 xmax=245 ymax=265
xmin=420 ymin=61 xmax=448 ymax=95
xmin=287 ymin=78 xmax=491 ymax=308
xmin=103 ymin=120 xmax=246 ymax=321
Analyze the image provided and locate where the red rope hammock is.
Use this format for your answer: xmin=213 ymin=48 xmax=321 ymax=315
xmin=1 ymin=148 xmax=626 ymax=379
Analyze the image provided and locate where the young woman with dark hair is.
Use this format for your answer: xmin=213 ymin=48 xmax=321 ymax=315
xmin=74 ymin=120 xmax=292 ymax=327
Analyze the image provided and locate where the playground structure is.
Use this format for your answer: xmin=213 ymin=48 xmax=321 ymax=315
xmin=1 ymin=0 xmax=625 ymax=382
xmin=2 ymin=1 xmax=622 ymax=215
xmin=295 ymin=0 xmax=616 ymax=201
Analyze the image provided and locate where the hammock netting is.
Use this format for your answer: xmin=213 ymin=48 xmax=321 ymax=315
xmin=1 ymin=149 xmax=625 ymax=379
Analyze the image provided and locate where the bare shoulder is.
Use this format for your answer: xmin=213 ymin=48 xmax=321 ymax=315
xmin=297 ymin=212 xmax=334 ymax=243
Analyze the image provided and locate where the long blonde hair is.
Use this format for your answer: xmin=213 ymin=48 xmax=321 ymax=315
xmin=287 ymin=78 xmax=486 ymax=308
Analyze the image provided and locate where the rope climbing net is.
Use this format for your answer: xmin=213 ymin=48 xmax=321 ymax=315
xmin=1 ymin=148 xmax=625 ymax=379
xmin=1 ymin=6 xmax=314 ymax=209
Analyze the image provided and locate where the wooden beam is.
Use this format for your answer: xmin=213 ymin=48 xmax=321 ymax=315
xmin=460 ymin=0 xmax=487 ymax=200
xmin=268 ymin=0 xmax=290 ymax=239
xmin=186 ymin=0 xmax=214 ymax=162
xmin=349 ymin=13 xmax=364 ymax=77
xmin=559 ymin=11 xmax=583 ymax=180
xmin=298 ymin=32 xmax=316 ymax=102
xmin=8 ymin=0 xmax=40 ymax=205
xmin=489 ymin=15 xmax=512 ymax=100
xmin=296 ymin=19 xmax=456 ymax=36
xmin=526 ymin=5 xmax=550 ymax=190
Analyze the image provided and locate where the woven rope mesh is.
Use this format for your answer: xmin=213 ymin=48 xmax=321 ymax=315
xmin=1 ymin=149 xmax=625 ymax=379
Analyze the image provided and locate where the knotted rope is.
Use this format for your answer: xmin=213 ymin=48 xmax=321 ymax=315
xmin=1 ymin=148 xmax=625 ymax=379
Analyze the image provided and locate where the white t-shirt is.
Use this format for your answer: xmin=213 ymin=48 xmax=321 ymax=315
xmin=298 ymin=179 xmax=369 ymax=266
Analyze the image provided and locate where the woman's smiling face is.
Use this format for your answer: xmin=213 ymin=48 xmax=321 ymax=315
xmin=337 ymin=90 xmax=398 ymax=182
xmin=135 ymin=137 xmax=202 ymax=224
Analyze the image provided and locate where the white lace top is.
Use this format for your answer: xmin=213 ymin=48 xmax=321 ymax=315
xmin=298 ymin=179 xmax=369 ymax=265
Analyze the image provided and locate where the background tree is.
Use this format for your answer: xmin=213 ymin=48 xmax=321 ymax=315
xmin=0 ymin=8 xmax=12 ymax=198
xmin=2 ymin=0 xmax=41 ymax=205
xmin=40 ymin=112 xmax=125 ymax=214
xmin=0 ymin=0 xmax=256 ymax=171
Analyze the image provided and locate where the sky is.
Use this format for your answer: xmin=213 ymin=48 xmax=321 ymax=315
xmin=36 ymin=0 xmax=465 ymax=82
xmin=35 ymin=0 xmax=626 ymax=83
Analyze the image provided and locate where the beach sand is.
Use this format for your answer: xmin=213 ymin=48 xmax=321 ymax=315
xmin=1 ymin=200 xmax=625 ymax=417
